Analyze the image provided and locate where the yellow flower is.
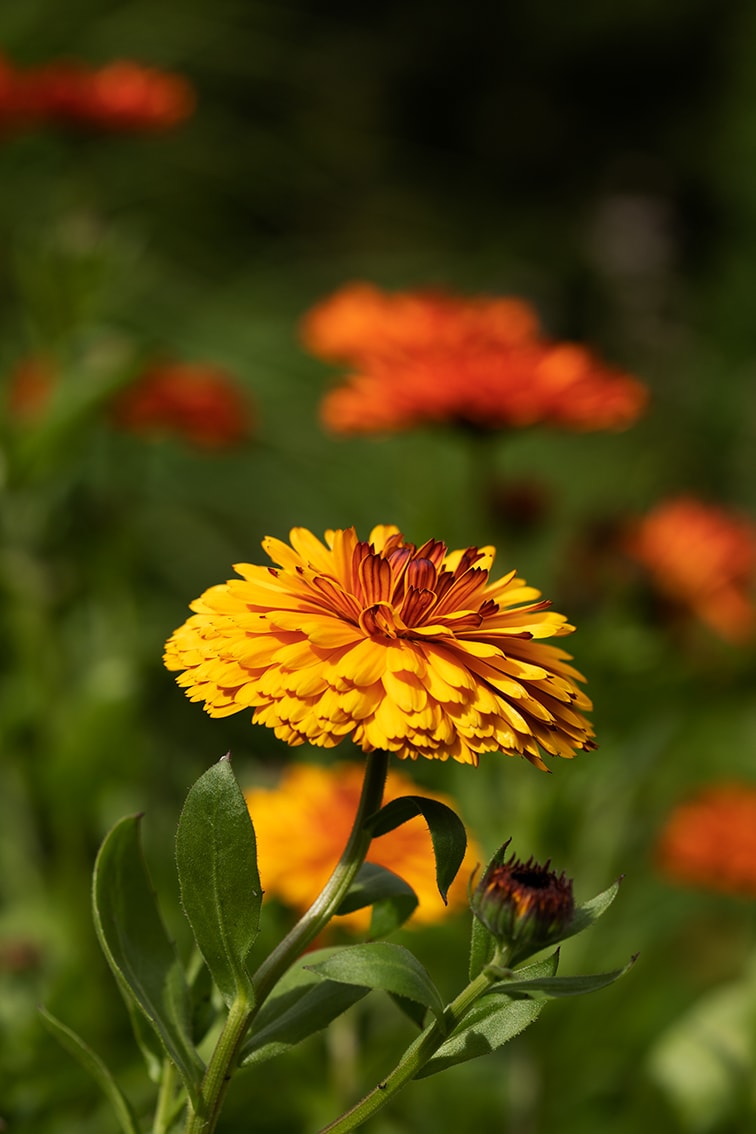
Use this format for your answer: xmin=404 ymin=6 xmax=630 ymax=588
xmin=245 ymin=761 xmax=481 ymax=930
xmin=164 ymin=525 xmax=595 ymax=769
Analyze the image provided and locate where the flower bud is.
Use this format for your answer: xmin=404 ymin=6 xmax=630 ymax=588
xmin=471 ymin=840 xmax=575 ymax=964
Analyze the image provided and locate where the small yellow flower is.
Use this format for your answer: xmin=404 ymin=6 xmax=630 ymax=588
xmin=245 ymin=761 xmax=481 ymax=931
xmin=164 ymin=525 xmax=595 ymax=769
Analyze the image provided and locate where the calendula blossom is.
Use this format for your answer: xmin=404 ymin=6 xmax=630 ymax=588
xmin=164 ymin=526 xmax=594 ymax=769
xmin=624 ymin=496 xmax=756 ymax=643
xmin=245 ymin=762 xmax=481 ymax=930
xmin=302 ymin=283 xmax=648 ymax=435
xmin=657 ymin=784 xmax=756 ymax=899
xmin=111 ymin=361 xmax=252 ymax=448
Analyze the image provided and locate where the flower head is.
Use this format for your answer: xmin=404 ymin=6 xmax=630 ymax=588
xmin=164 ymin=525 xmax=595 ymax=769
xmin=0 ymin=55 xmax=194 ymax=134
xmin=657 ymin=784 xmax=756 ymax=898
xmin=111 ymin=361 xmax=252 ymax=448
xmin=624 ymin=496 xmax=756 ymax=643
xmin=302 ymin=283 xmax=647 ymax=435
xmin=470 ymin=840 xmax=575 ymax=963
xmin=245 ymin=761 xmax=481 ymax=931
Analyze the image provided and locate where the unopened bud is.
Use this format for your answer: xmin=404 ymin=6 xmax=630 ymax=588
xmin=471 ymin=840 xmax=575 ymax=964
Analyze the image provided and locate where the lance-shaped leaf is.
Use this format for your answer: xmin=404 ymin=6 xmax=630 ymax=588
xmin=561 ymin=878 xmax=623 ymax=942
xmin=367 ymin=796 xmax=467 ymax=903
xmin=489 ymin=955 xmax=638 ymax=999
xmin=468 ymin=910 xmax=497 ymax=981
xmin=305 ymin=942 xmax=446 ymax=1027
xmin=240 ymin=948 xmax=369 ymax=1066
xmin=176 ymin=756 xmax=261 ymax=1006
xmin=92 ymin=815 xmax=203 ymax=1106
xmin=415 ymin=952 xmax=558 ymax=1079
xmin=415 ymin=995 xmax=545 ymax=1078
xmin=336 ymin=863 xmax=419 ymax=939
xmin=39 ymin=1009 xmax=142 ymax=1134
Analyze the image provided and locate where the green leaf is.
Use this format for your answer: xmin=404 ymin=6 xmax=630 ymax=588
xmin=39 ymin=1009 xmax=142 ymax=1134
xmin=240 ymin=949 xmax=369 ymax=1066
xmin=176 ymin=755 xmax=261 ymax=1007
xmin=189 ymin=959 xmax=216 ymax=1045
xmin=489 ymin=955 xmax=637 ymax=999
xmin=125 ymin=998 xmax=164 ymax=1083
xmin=336 ymin=862 xmax=418 ymax=916
xmin=336 ymin=862 xmax=419 ymax=938
xmin=561 ymin=878 xmax=623 ymax=942
xmin=92 ymin=815 xmax=203 ymax=1106
xmin=468 ymin=910 xmax=497 ymax=981
xmin=388 ymin=993 xmax=429 ymax=1030
xmin=367 ymin=796 xmax=467 ymax=903
xmin=305 ymin=942 xmax=446 ymax=1026
xmin=415 ymin=995 xmax=545 ymax=1078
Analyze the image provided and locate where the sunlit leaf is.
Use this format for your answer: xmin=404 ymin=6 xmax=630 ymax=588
xmin=305 ymin=941 xmax=446 ymax=1026
xmin=415 ymin=996 xmax=545 ymax=1078
xmin=488 ymin=955 xmax=636 ymax=999
xmin=176 ymin=755 xmax=261 ymax=1006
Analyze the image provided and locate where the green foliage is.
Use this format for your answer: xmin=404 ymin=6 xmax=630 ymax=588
xmin=38 ymin=1010 xmax=142 ymax=1134
xmin=336 ymin=862 xmax=419 ymax=937
xmin=92 ymin=815 xmax=204 ymax=1106
xmin=305 ymin=942 xmax=448 ymax=1028
xmin=3 ymin=1 xmax=756 ymax=1131
xmin=175 ymin=756 xmax=261 ymax=1007
xmin=368 ymin=795 xmax=468 ymax=903
xmin=240 ymin=948 xmax=371 ymax=1068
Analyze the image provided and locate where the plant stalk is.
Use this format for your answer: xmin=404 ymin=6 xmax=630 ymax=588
xmin=317 ymin=962 xmax=501 ymax=1134
xmin=183 ymin=749 xmax=390 ymax=1134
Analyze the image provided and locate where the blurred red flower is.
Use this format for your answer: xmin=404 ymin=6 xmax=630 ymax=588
xmin=112 ymin=362 xmax=252 ymax=448
xmin=302 ymin=282 xmax=648 ymax=435
xmin=624 ymin=496 xmax=756 ymax=643
xmin=657 ymin=784 xmax=756 ymax=898
xmin=0 ymin=54 xmax=194 ymax=133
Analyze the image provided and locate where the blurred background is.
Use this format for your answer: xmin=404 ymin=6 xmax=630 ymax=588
xmin=1 ymin=1 xmax=756 ymax=1131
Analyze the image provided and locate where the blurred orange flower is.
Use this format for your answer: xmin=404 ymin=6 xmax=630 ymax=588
xmin=245 ymin=761 xmax=482 ymax=931
xmin=0 ymin=54 xmax=194 ymax=133
xmin=112 ymin=361 xmax=252 ymax=448
xmin=657 ymin=784 xmax=756 ymax=898
xmin=624 ymin=496 xmax=756 ymax=643
xmin=302 ymin=282 xmax=648 ymax=435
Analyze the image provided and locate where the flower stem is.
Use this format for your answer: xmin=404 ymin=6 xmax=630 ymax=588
xmin=152 ymin=1060 xmax=181 ymax=1134
xmin=317 ymin=964 xmax=499 ymax=1134
xmin=183 ymin=749 xmax=390 ymax=1134
xmin=185 ymin=993 xmax=253 ymax=1134
xmin=251 ymin=749 xmax=390 ymax=1008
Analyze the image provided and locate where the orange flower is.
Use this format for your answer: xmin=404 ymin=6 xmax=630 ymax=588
xmin=245 ymin=761 xmax=481 ymax=931
xmin=302 ymin=283 xmax=647 ymax=434
xmin=0 ymin=55 xmax=194 ymax=133
xmin=657 ymin=784 xmax=756 ymax=898
xmin=164 ymin=524 xmax=595 ymax=769
xmin=112 ymin=361 xmax=252 ymax=449
xmin=624 ymin=496 xmax=756 ymax=643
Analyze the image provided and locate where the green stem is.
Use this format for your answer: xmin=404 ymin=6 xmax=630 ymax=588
xmin=183 ymin=749 xmax=390 ymax=1134
xmin=185 ymin=993 xmax=253 ymax=1134
xmin=153 ymin=1059 xmax=182 ymax=1134
xmin=251 ymin=749 xmax=390 ymax=1008
xmin=318 ymin=963 xmax=500 ymax=1134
